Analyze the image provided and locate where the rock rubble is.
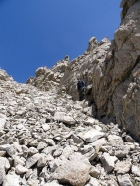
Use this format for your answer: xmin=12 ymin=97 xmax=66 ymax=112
xmin=0 ymin=69 xmax=140 ymax=186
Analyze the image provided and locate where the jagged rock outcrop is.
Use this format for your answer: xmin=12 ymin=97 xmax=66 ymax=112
xmin=0 ymin=69 xmax=13 ymax=82
xmin=26 ymin=56 xmax=69 ymax=91
xmin=1 ymin=68 xmax=140 ymax=185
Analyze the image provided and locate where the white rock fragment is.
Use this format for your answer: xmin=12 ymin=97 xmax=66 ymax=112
xmin=131 ymin=164 xmax=140 ymax=177
xmin=3 ymin=173 xmax=20 ymax=186
xmin=42 ymin=124 xmax=50 ymax=131
xmin=0 ymin=157 xmax=10 ymax=185
xmin=100 ymin=152 xmax=118 ymax=173
xmin=0 ymin=118 xmax=6 ymax=130
xmin=117 ymin=174 xmax=133 ymax=186
xmin=115 ymin=160 xmax=132 ymax=174
xmin=54 ymin=153 xmax=92 ymax=186
xmin=83 ymin=129 xmax=105 ymax=142
xmin=26 ymin=153 xmax=40 ymax=169
xmin=15 ymin=164 xmax=28 ymax=174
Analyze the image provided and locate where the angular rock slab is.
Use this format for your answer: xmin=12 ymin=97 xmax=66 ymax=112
xmin=54 ymin=112 xmax=65 ymax=122
xmin=88 ymin=177 xmax=100 ymax=186
xmin=131 ymin=164 xmax=140 ymax=177
xmin=42 ymin=124 xmax=50 ymax=131
xmin=108 ymin=135 xmax=124 ymax=146
xmin=100 ymin=152 xmax=118 ymax=173
xmin=0 ymin=118 xmax=6 ymax=130
xmin=114 ymin=160 xmax=131 ymax=174
xmin=53 ymin=155 xmax=92 ymax=186
xmin=63 ymin=115 xmax=76 ymax=125
xmin=15 ymin=164 xmax=28 ymax=175
xmin=0 ymin=144 xmax=17 ymax=157
xmin=83 ymin=129 xmax=105 ymax=143
xmin=117 ymin=174 xmax=133 ymax=186
xmin=0 ymin=157 xmax=10 ymax=185
xmin=84 ymin=117 xmax=95 ymax=125
xmin=26 ymin=153 xmax=40 ymax=168
xmin=3 ymin=173 xmax=20 ymax=186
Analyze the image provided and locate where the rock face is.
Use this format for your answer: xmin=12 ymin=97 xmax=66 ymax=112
xmin=27 ymin=0 xmax=140 ymax=141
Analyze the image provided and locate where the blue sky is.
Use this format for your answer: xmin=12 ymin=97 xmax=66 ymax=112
xmin=0 ymin=0 xmax=121 ymax=83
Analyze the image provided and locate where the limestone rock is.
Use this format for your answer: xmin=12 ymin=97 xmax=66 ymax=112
xmin=15 ymin=164 xmax=28 ymax=174
xmin=26 ymin=153 xmax=40 ymax=168
xmin=131 ymin=164 xmax=140 ymax=177
xmin=37 ymin=153 xmax=47 ymax=168
xmin=63 ymin=115 xmax=76 ymax=125
xmin=0 ymin=157 xmax=10 ymax=185
xmin=42 ymin=124 xmax=50 ymax=131
xmin=108 ymin=135 xmax=124 ymax=146
xmin=3 ymin=172 xmax=20 ymax=186
xmin=26 ymin=57 xmax=69 ymax=91
xmin=53 ymin=154 xmax=92 ymax=186
xmin=0 ymin=69 xmax=13 ymax=81
xmin=28 ymin=147 xmax=38 ymax=156
xmin=100 ymin=153 xmax=118 ymax=173
xmin=114 ymin=160 xmax=132 ymax=174
xmin=83 ymin=129 xmax=105 ymax=143
xmin=88 ymin=177 xmax=100 ymax=186
xmin=117 ymin=174 xmax=133 ymax=186
xmin=0 ymin=118 xmax=6 ymax=130
xmin=0 ymin=144 xmax=18 ymax=157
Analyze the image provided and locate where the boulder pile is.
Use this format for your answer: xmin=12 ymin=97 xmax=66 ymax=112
xmin=0 ymin=69 xmax=140 ymax=186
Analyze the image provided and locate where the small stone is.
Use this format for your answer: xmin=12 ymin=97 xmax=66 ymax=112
xmin=28 ymin=147 xmax=38 ymax=156
xmin=0 ymin=157 xmax=10 ymax=185
xmin=37 ymin=154 xmax=47 ymax=168
xmin=84 ymin=117 xmax=95 ymax=125
xmin=42 ymin=124 xmax=50 ymax=131
xmin=88 ymin=177 xmax=100 ymax=186
xmin=0 ymin=144 xmax=17 ymax=157
xmin=131 ymin=164 xmax=140 ymax=177
xmin=37 ymin=142 xmax=47 ymax=150
xmin=108 ymin=135 xmax=124 ymax=146
xmin=3 ymin=172 xmax=20 ymax=186
xmin=0 ymin=151 xmax=6 ymax=157
xmin=115 ymin=160 xmax=132 ymax=174
xmin=117 ymin=174 xmax=133 ymax=186
xmin=26 ymin=153 xmax=40 ymax=168
xmin=83 ymin=129 xmax=105 ymax=143
xmin=53 ymin=154 xmax=92 ymax=186
xmin=100 ymin=152 xmax=118 ymax=173
xmin=90 ymin=166 xmax=100 ymax=178
xmin=15 ymin=164 xmax=28 ymax=174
